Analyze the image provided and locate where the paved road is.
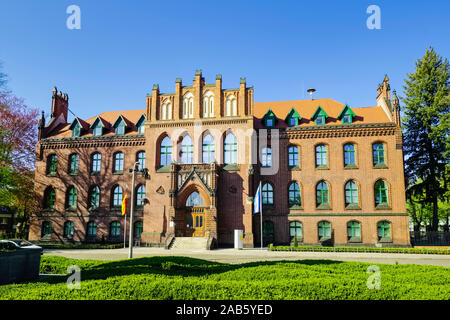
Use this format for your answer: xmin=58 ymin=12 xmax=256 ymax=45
xmin=43 ymin=247 xmax=450 ymax=267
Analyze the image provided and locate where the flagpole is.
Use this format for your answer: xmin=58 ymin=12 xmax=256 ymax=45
xmin=128 ymin=162 xmax=138 ymax=259
xmin=259 ymin=181 xmax=263 ymax=249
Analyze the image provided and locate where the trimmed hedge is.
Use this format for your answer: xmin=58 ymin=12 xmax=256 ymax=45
xmin=0 ymin=255 xmax=449 ymax=300
xmin=34 ymin=243 xmax=124 ymax=250
xmin=269 ymin=245 xmax=450 ymax=255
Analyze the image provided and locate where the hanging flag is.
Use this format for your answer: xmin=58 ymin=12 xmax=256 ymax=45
xmin=253 ymin=182 xmax=262 ymax=214
xmin=121 ymin=193 xmax=128 ymax=216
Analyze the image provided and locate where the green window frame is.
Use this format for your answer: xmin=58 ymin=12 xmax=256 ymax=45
xmin=288 ymin=182 xmax=301 ymax=207
xmin=89 ymin=186 xmax=100 ymax=208
xmin=345 ymin=181 xmax=358 ymax=205
xmin=373 ymin=143 xmax=385 ymax=165
xmin=112 ymin=186 xmax=123 ymax=208
xmin=93 ymin=123 xmax=103 ymax=137
xmin=316 ymin=181 xmax=329 ymax=206
xmin=110 ymin=221 xmax=121 ymax=237
xmin=289 ymin=117 xmax=297 ymax=126
xmin=115 ymin=123 xmax=125 ymax=135
xmin=69 ymin=154 xmax=79 ymax=174
xmin=44 ymin=187 xmax=56 ymax=209
xmin=63 ymin=221 xmax=74 ymax=239
xmin=261 ymin=147 xmax=272 ymax=167
xmin=91 ymin=153 xmax=101 ymax=174
xmin=377 ymin=221 xmax=391 ymax=239
xmin=134 ymin=221 xmax=143 ymax=238
xmin=72 ymin=123 xmax=81 ymax=137
xmin=160 ymin=136 xmax=172 ymax=167
xmin=180 ymin=135 xmax=194 ymax=164
xmin=262 ymin=183 xmax=274 ymax=205
xmin=224 ymin=133 xmax=237 ymax=165
xmin=347 ymin=221 xmax=361 ymax=238
xmin=136 ymin=185 xmax=145 ymax=207
xmin=67 ymin=187 xmax=77 ymax=208
xmin=342 ymin=114 xmax=352 ymax=123
xmin=87 ymin=222 xmax=97 ymax=237
xmin=374 ymin=180 xmax=388 ymax=206
xmin=289 ymin=221 xmax=303 ymax=238
xmin=344 ymin=144 xmax=355 ymax=166
xmin=47 ymin=154 xmax=58 ymax=175
xmin=202 ymin=134 xmax=215 ymax=163
xmin=138 ymin=124 xmax=145 ymax=134
xmin=315 ymin=145 xmax=327 ymax=167
xmin=113 ymin=152 xmax=124 ymax=173
xmin=137 ymin=151 xmax=146 ymax=170
xmin=288 ymin=146 xmax=299 ymax=167
xmin=41 ymin=221 xmax=52 ymax=237
xmin=315 ymin=115 xmax=325 ymax=125
xmin=318 ymin=221 xmax=331 ymax=239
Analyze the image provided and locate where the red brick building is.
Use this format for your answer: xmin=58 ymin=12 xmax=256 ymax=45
xmin=28 ymin=72 xmax=410 ymax=247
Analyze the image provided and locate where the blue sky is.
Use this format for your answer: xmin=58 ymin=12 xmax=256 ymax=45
xmin=0 ymin=0 xmax=448 ymax=121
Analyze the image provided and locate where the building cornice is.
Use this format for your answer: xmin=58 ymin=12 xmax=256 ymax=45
xmin=149 ymin=117 xmax=253 ymax=128
xmin=39 ymin=134 xmax=145 ymax=149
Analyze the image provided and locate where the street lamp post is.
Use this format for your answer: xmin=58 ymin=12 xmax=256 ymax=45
xmin=128 ymin=161 xmax=139 ymax=259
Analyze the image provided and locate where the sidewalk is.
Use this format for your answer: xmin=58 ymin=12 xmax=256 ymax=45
xmin=43 ymin=247 xmax=450 ymax=267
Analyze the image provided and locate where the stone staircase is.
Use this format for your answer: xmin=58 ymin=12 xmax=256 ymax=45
xmin=169 ymin=237 xmax=209 ymax=250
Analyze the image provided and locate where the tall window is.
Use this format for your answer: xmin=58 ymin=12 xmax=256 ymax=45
xmin=69 ymin=154 xmax=79 ymax=174
xmin=87 ymin=222 xmax=97 ymax=237
xmin=288 ymin=146 xmax=299 ymax=168
xmin=47 ymin=154 xmax=58 ymax=175
xmin=89 ymin=186 xmax=100 ymax=209
xmin=180 ymin=135 xmax=193 ymax=164
xmin=225 ymin=95 xmax=237 ymax=116
xmin=41 ymin=221 xmax=52 ymax=238
xmin=374 ymin=180 xmax=388 ymax=206
xmin=63 ymin=221 xmax=74 ymax=239
xmin=289 ymin=182 xmax=301 ymax=207
xmin=290 ymin=221 xmax=302 ymax=238
xmin=113 ymin=152 xmax=124 ymax=173
xmin=110 ymin=221 xmax=121 ymax=237
xmin=318 ymin=221 xmax=331 ymax=239
xmin=373 ymin=143 xmax=385 ymax=165
xmin=202 ymin=134 xmax=215 ymax=163
xmin=115 ymin=122 xmax=125 ymax=135
xmin=93 ymin=122 xmax=103 ymax=136
xmin=91 ymin=153 xmax=101 ymax=174
xmin=136 ymin=185 xmax=145 ymax=207
xmin=261 ymin=147 xmax=272 ymax=167
xmin=315 ymin=145 xmax=327 ymax=167
xmin=203 ymin=91 xmax=214 ymax=118
xmin=183 ymin=93 xmax=194 ymax=119
xmin=345 ymin=180 xmax=358 ymax=206
xmin=161 ymin=100 xmax=172 ymax=120
xmin=44 ymin=187 xmax=56 ymax=209
xmin=160 ymin=136 xmax=172 ymax=167
xmin=224 ymin=133 xmax=237 ymax=164
xmin=186 ymin=191 xmax=204 ymax=206
xmin=72 ymin=122 xmax=81 ymax=137
xmin=347 ymin=221 xmax=361 ymax=238
xmin=262 ymin=183 xmax=274 ymax=205
xmin=137 ymin=151 xmax=146 ymax=170
xmin=134 ymin=221 xmax=143 ymax=238
xmin=66 ymin=186 xmax=77 ymax=209
xmin=112 ymin=186 xmax=123 ymax=208
xmin=377 ymin=221 xmax=391 ymax=239
xmin=316 ymin=181 xmax=329 ymax=207
xmin=344 ymin=144 xmax=356 ymax=166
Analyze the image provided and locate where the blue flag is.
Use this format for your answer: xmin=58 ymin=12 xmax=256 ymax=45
xmin=253 ymin=182 xmax=262 ymax=214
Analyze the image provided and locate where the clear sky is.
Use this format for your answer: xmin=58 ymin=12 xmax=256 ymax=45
xmin=0 ymin=0 xmax=448 ymax=122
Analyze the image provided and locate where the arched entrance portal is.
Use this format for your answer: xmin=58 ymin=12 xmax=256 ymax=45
xmin=185 ymin=191 xmax=206 ymax=237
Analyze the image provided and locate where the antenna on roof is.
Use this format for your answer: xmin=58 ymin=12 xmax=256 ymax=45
xmin=307 ymin=88 xmax=316 ymax=100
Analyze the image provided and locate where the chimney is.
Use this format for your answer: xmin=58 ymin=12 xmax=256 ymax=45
xmin=51 ymin=87 xmax=69 ymax=123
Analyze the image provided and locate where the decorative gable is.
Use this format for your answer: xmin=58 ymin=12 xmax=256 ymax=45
xmin=285 ymin=107 xmax=301 ymax=127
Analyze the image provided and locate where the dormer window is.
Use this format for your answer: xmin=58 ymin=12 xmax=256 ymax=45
xmin=343 ymin=115 xmax=351 ymax=123
xmin=316 ymin=116 xmax=325 ymax=125
xmin=262 ymin=109 xmax=277 ymax=128
xmin=116 ymin=123 xmax=125 ymax=135
xmin=93 ymin=124 xmax=103 ymax=137
xmin=338 ymin=105 xmax=356 ymax=124
xmin=113 ymin=116 xmax=130 ymax=136
xmin=311 ymin=106 xmax=328 ymax=126
xmin=72 ymin=123 xmax=81 ymax=137
xmin=285 ymin=107 xmax=301 ymax=127
xmin=69 ymin=118 xmax=88 ymax=138
xmin=136 ymin=114 xmax=146 ymax=135
xmin=289 ymin=118 xmax=296 ymax=126
xmin=266 ymin=119 xmax=273 ymax=127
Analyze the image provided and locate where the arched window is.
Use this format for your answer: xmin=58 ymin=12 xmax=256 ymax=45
xmin=91 ymin=153 xmax=101 ymax=174
xmin=137 ymin=151 xmax=146 ymax=170
xmin=63 ymin=221 xmax=74 ymax=239
xmin=112 ymin=186 xmax=123 ymax=208
xmin=203 ymin=91 xmax=214 ymax=118
xmin=161 ymin=100 xmax=172 ymax=120
xmin=224 ymin=133 xmax=237 ymax=164
xmin=180 ymin=135 xmax=193 ymax=164
xmin=344 ymin=144 xmax=356 ymax=166
xmin=289 ymin=221 xmax=302 ymax=239
xmin=161 ymin=102 xmax=167 ymax=120
xmin=136 ymin=185 xmax=145 ymax=207
xmin=87 ymin=221 xmax=97 ymax=237
xmin=134 ymin=221 xmax=143 ymax=238
xmin=318 ymin=221 xmax=331 ymax=239
xmin=374 ymin=180 xmax=388 ymax=206
xmin=377 ymin=221 xmax=391 ymax=240
xmin=345 ymin=180 xmax=358 ymax=206
xmin=183 ymin=93 xmax=194 ymax=119
xmin=288 ymin=182 xmax=301 ymax=207
xmin=202 ymin=134 xmax=215 ymax=163
xmin=66 ymin=186 xmax=77 ymax=209
xmin=315 ymin=145 xmax=327 ymax=167
xmin=113 ymin=152 xmax=124 ymax=173
xmin=288 ymin=146 xmax=299 ymax=168
xmin=89 ymin=186 xmax=100 ymax=209
xmin=186 ymin=191 xmax=204 ymax=207
xmin=44 ymin=187 xmax=56 ymax=209
xmin=46 ymin=154 xmax=58 ymax=175
xmin=41 ymin=221 xmax=52 ymax=238
xmin=347 ymin=221 xmax=361 ymax=239
xmin=160 ymin=136 xmax=172 ymax=167
xmin=110 ymin=221 xmax=121 ymax=237
xmin=68 ymin=153 xmax=79 ymax=174
xmin=316 ymin=181 xmax=329 ymax=207
xmin=262 ymin=183 xmax=274 ymax=205
xmin=261 ymin=147 xmax=272 ymax=167
xmin=225 ymin=95 xmax=237 ymax=116
xmin=373 ymin=143 xmax=385 ymax=165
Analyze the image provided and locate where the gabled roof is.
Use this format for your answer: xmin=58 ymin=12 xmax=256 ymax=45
xmin=261 ymin=108 xmax=277 ymax=121
xmin=136 ymin=114 xmax=146 ymax=126
xmin=112 ymin=115 xmax=134 ymax=128
xmin=69 ymin=117 xmax=89 ymax=131
xmin=285 ymin=107 xmax=301 ymax=122
xmin=338 ymin=105 xmax=356 ymax=119
xmin=90 ymin=116 xmax=111 ymax=129
xmin=311 ymin=105 xmax=328 ymax=120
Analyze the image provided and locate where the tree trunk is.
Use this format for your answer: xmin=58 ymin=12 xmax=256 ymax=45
xmin=432 ymin=196 xmax=439 ymax=231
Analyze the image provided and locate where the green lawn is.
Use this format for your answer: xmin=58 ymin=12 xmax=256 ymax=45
xmin=1 ymin=255 xmax=449 ymax=300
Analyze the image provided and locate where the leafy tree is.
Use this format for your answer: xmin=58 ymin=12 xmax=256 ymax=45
xmin=402 ymin=48 xmax=450 ymax=231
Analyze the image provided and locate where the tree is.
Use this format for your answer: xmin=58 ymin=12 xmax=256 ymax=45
xmin=402 ymin=47 xmax=450 ymax=231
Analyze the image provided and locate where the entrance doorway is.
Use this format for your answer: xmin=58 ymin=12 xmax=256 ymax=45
xmin=185 ymin=191 xmax=205 ymax=237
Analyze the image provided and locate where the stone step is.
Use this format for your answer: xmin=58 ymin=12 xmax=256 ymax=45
xmin=170 ymin=237 xmax=209 ymax=250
